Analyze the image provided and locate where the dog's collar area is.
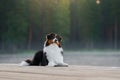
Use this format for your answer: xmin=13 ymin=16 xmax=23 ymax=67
xmin=45 ymin=40 xmax=61 ymax=47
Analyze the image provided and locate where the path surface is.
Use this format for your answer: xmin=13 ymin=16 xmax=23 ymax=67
xmin=0 ymin=64 xmax=120 ymax=80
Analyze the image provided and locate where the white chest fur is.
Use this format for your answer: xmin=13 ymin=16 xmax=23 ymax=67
xmin=43 ymin=43 xmax=64 ymax=66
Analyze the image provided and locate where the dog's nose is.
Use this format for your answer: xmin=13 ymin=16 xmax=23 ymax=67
xmin=55 ymin=39 xmax=57 ymax=42
xmin=53 ymin=38 xmax=58 ymax=42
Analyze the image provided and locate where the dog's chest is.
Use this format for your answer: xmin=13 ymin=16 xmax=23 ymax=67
xmin=43 ymin=43 xmax=63 ymax=60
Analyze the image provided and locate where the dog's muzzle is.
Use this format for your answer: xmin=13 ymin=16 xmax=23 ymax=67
xmin=53 ymin=38 xmax=58 ymax=43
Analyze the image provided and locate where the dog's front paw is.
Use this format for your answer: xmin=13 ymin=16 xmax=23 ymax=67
xmin=54 ymin=63 xmax=68 ymax=67
xmin=62 ymin=63 xmax=68 ymax=67
xmin=47 ymin=62 xmax=56 ymax=67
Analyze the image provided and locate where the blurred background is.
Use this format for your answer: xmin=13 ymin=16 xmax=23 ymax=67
xmin=0 ymin=0 xmax=120 ymax=66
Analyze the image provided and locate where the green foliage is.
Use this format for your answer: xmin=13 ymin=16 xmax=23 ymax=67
xmin=0 ymin=0 xmax=120 ymax=51
xmin=51 ymin=0 xmax=70 ymax=39
xmin=0 ymin=0 xmax=29 ymax=50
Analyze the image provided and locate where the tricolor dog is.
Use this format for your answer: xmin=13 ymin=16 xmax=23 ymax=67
xmin=20 ymin=33 xmax=68 ymax=67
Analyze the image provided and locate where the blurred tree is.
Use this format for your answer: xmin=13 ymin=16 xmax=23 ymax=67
xmin=0 ymin=0 xmax=8 ymax=50
xmin=100 ymin=0 xmax=120 ymax=49
xmin=0 ymin=0 xmax=28 ymax=51
xmin=110 ymin=0 xmax=120 ymax=49
xmin=51 ymin=0 xmax=70 ymax=41
xmin=0 ymin=0 xmax=120 ymax=51
xmin=69 ymin=0 xmax=101 ymax=48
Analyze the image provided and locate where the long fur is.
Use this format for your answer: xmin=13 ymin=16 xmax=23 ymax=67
xmin=20 ymin=51 xmax=48 ymax=66
xmin=20 ymin=33 xmax=68 ymax=67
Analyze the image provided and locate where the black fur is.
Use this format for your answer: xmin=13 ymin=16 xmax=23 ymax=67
xmin=47 ymin=33 xmax=62 ymax=42
xmin=61 ymin=51 xmax=64 ymax=55
xmin=28 ymin=51 xmax=48 ymax=66
xmin=22 ymin=33 xmax=66 ymax=67
xmin=45 ymin=33 xmax=62 ymax=47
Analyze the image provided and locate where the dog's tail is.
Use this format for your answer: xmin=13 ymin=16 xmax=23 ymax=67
xmin=19 ymin=59 xmax=32 ymax=66
xmin=19 ymin=50 xmax=48 ymax=66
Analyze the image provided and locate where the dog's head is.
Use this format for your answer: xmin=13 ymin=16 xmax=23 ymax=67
xmin=45 ymin=33 xmax=62 ymax=47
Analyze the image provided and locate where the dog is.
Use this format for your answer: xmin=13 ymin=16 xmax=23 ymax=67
xmin=20 ymin=33 xmax=68 ymax=67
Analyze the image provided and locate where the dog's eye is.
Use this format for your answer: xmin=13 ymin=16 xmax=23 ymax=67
xmin=56 ymin=35 xmax=62 ymax=41
xmin=47 ymin=35 xmax=53 ymax=39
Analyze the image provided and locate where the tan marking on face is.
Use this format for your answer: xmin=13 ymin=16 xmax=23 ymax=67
xmin=47 ymin=40 xmax=53 ymax=45
xmin=47 ymin=39 xmax=61 ymax=47
xmin=55 ymin=41 xmax=61 ymax=47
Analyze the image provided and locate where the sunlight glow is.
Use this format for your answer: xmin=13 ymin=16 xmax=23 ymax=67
xmin=96 ymin=0 xmax=100 ymax=4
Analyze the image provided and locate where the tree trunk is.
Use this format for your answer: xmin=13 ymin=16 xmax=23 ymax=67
xmin=28 ymin=26 xmax=32 ymax=50
xmin=114 ymin=18 xmax=118 ymax=49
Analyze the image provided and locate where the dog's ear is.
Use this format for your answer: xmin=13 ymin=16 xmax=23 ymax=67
xmin=46 ymin=32 xmax=54 ymax=40
xmin=46 ymin=34 xmax=50 ymax=40
xmin=58 ymin=35 xmax=63 ymax=42
xmin=60 ymin=36 xmax=63 ymax=41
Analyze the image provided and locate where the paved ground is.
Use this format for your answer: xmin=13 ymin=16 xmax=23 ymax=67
xmin=0 ymin=64 xmax=120 ymax=80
